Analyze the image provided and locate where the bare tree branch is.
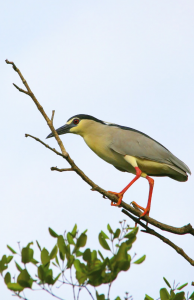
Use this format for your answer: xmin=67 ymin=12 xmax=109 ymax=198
xmin=5 ymin=59 xmax=68 ymax=157
xmin=122 ymin=209 xmax=194 ymax=266
xmin=51 ymin=167 xmax=74 ymax=172
xmin=6 ymin=59 xmax=194 ymax=266
xmin=24 ymin=133 xmax=194 ymax=237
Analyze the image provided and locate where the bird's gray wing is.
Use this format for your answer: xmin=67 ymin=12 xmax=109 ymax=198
xmin=109 ymin=126 xmax=191 ymax=175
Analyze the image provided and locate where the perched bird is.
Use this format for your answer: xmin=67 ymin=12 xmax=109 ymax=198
xmin=47 ymin=114 xmax=191 ymax=217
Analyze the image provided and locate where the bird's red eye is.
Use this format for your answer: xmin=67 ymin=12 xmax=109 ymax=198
xmin=73 ymin=119 xmax=80 ymax=125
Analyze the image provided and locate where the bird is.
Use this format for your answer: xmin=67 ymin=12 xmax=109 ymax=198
xmin=46 ymin=114 xmax=191 ymax=217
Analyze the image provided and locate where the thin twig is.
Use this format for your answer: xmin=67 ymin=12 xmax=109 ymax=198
xmin=13 ymin=83 xmax=29 ymax=95
xmin=70 ymin=267 xmax=76 ymax=300
xmin=84 ymin=286 xmax=95 ymax=300
xmin=122 ymin=209 xmax=194 ymax=266
xmin=13 ymin=292 xmax=28 ymax=300
xmin=51 ymin=110 xmax=55 ymax=124
xmin=40 ymin=285 xmax=65 ymax=300
xmin=5 ymin=59 xmax=68 ymax=157
xmin=25 ymin=134 xmax=65 ymax=158
xmin=77 ymin=286 xmax=82 ymax=300
xmin=51 ymin=167 xmax=74 ymax=172
xmin=25 ymin=133 xmax=116 ymax=200
xmin=107 ymin=282 xmax=112 ymax=300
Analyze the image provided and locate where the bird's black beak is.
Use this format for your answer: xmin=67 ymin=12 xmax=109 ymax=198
xmin=46 ymin=124 xmax=72 ymax=139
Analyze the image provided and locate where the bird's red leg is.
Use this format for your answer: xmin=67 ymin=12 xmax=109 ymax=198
xmin=132 ymin=176 xmax=154 ymax=217
xmin=108 ymin=167 xmax=142 ymax=206
xmin=140 ymin=176 xmax=154 ymax=217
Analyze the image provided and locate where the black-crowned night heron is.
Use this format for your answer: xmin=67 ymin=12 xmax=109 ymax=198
xmin=47 ymin=114 xmax=191 ymax=217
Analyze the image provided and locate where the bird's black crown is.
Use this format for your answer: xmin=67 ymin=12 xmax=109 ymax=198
xmin=67 ymin=114 xmax=104 ymax=124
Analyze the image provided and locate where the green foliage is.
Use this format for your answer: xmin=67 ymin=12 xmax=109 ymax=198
xmin=1 ymin=221 xmax=143 ymax=299
xmin=133 ymin=255 xmax=146 ymax=264
xmin=2 ymin=222 xmax=193 ymax=300
xmin=145 ymin=277 xmax=193 ymax=300
xmin=21 ymin=243 xmax=34 ymax=264
xmin=0 ymin=254 xmax=13 ymax=274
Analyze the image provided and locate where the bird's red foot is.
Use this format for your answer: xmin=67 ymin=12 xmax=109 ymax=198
xmin=140 ymin=208 xmax=150 ymax=217
xmin=108 ymin=191 xmax=123 ymax=206
xmin=131 ymin=201 xmax=150 ymax=217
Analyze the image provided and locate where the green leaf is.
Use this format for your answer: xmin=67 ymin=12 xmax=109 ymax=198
xmin=15 ymin=261 xmax=23 ymax=272
xmin=38 ymin=265 xmax=45 ymax=281
xmin=174 ymin=292 xmax=185 ymax=300
xmin=7 ymin=245 xmax=17 ymax=254
xmin=4 ymin=272 xmax=11 ymax=285
xmin=0 ymin=255 xmax=9 ymax=273
xmin=41 ymin=248 xmax=50 ymax=265
xmin=36 ymin=240 xmax=41 ymax=251
xmin=77 ymin=233 xmax=87 ymax=248
xmin=115 ymin=242 xmax=130 ymax=264
xmin=45 ymin=269 xmax=53 ymax=285
xmin=76 ymin=250 xmax=83 ymax=257
xmin=1 ymin=255 xmax=7 ymax=265
xmin=7 ymin=256 xmax=13 ymax=263
xmin=76 ymin=270 xmax=88 ymax=284
xmin=144 ymin=295 xmax=154 ymax=300
xmin=99 ymin=233 xmax=110 ymax=250
xmin=170 ymin=289 xmax=175 ymax=298
xmin=83 ymin=249 xmax=91 ymax=263
xmin=65 ymin=244 xmax=70 ymax=258
xmin=107 ymin=224 xmax=113 ymax=234
xmin=55 ymin=255 xmax=60 ymax=266
xmin=100 ymin=230 xmax=109 ymax=240
xmin=177 ymin=283 xmax=188 ymax=290
xmin=67 ymin=254 xmax=75 ymax=269
xmin=163 ymin=277 xmax=171 ymax=288
xmin=91 ymin=250 xmax=97 ymax=261
xmin=21 ymin=247 xmax=34 ymax=264
xmin=49 ymin=227 xmax=58 ymax=238
xmin=74 ymin=259 xmax=82 ymax=272
xmin=96 ymin=291 xmax=105 ymax=300
xmin=71 ymin=224 xmax=77 ymax=237
xmin=57 ymin=235 xmax=66 ymax=255
xmin=114 ymin=297 xmax=122 ymax=300
xmin=160 ymin=288 xmax=170 ymax=300
xmin=189 ymin=292 xmax=194 ymax=300
xmin=59 ymin=251 xmax=65 ymax=261
xmin=74 ymin=260 xmax=87 ymax=284
xmin=53 ymin=273 xmax=61 ymax=284
xmin=7 ymin=282 xmax=24 ymax=292
xmin=67 ymin=232 xmax=75 ymax=245
xmin=134 ymin=255 xmax=146 ymax=264
xmin=0 ymin=260 xmax=7 ymax=273
xmin=124 ymin=227 xmax=138 ymax=239
xmin=50 ymin=245 xmax=58 ymax=260
xmin=98 ymin=250 xmax=104 ymax=261
xmin=52 ymin=262 xmax=58 ymax=267
xmin=31 ymin=258 xmax=39 ymax=265
xmin=114 ymin=228 xmax=121 ymax=239
xmin=17 ymin=269 xmax=33 ymax=288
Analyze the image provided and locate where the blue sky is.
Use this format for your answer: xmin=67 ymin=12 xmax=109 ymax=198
xmin=1 ymin=1 xmax=194 ymax=299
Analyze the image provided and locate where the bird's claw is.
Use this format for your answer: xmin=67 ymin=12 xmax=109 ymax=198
xmin=107 ymin=191 xmax=123 ymax=207
xmin=131 ymin=201 xmax=150 ymax=217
